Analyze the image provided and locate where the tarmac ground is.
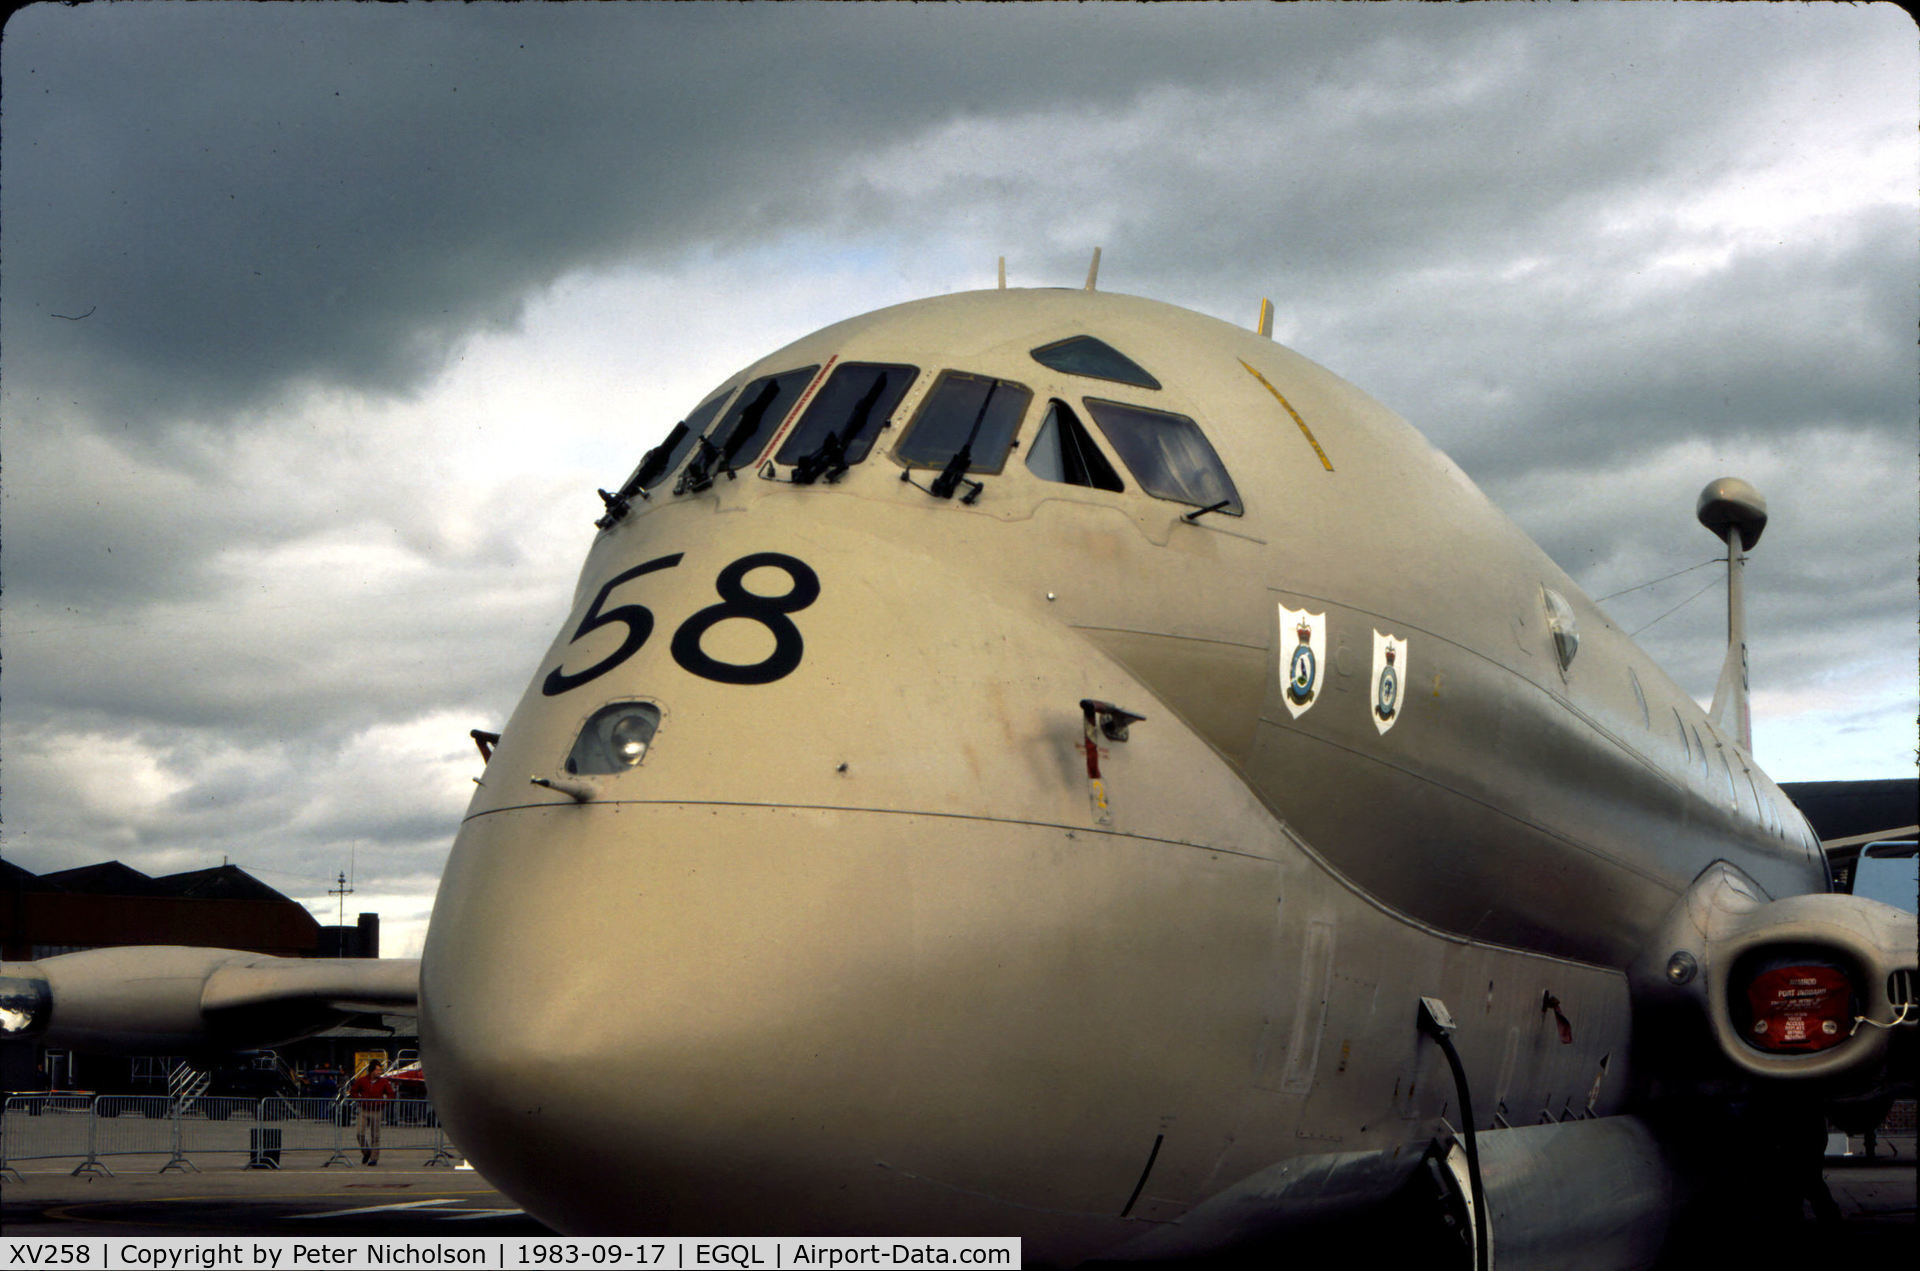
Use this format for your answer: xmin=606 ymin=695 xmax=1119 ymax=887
xmin=0 ymin=1157 xmax=550 ymax=1238
xmin=1 ymin=1143 xmax=1912 ymax=1257
xmin=1699 ymin=1149 xmax=1917 ymax=1266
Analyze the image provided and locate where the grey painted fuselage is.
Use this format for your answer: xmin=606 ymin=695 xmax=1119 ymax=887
xmin=419 ymin=290 xmax=1825 ymax=1259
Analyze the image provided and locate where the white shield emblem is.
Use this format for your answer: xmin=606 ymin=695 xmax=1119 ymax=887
xmin=1371 ymin=630 xmax=1408 ymax=735
xmin=1278 ymin=604 xmax=1327 ymax=719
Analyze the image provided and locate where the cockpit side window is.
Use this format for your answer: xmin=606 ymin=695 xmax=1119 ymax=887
xmin=1025 ymin=399 xmax=1124 ymax=492
xmin=894 ymin=371 xmax=1033 ymax=474
xmin=677 ymin=367 xmax=819 ymax=493
xmin=628 ymin=390 xmax=732 ymax=493
xmin=1083 ymin=398 xmax=1243 ymax=515
xmin=708 ymin=367 xmax=820 ymax=471
xmin=1030 ymin=335 xmax=1161 ymax=390
xmin=774 ymin=362 xmax=918 ymax=477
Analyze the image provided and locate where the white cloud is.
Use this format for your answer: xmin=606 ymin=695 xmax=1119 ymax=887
xmin=3 ymin=725 xmax=192 ymax=840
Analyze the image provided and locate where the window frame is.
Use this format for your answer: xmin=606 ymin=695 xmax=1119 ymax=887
xmin=628 ymin=388 xmax=737 ymax=492
xmin=1081 ymin=395 xmax=1244 ymax=516
xmin=891 ymin=369 xmax=1035 ymax=476
xmin=1029 ymin=334 xmax=1162 ymax=390
xmin=1024 ymin=398 xmax=1126 ymax=493
xmin=707 ymin=366 xmax=822 ymax=473
xmin=773 ymin=361 xmax=921 ymax=471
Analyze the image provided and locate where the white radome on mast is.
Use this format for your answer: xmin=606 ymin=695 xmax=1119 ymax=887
xmin=1697 ymin=476 xmax=1768 ymax=754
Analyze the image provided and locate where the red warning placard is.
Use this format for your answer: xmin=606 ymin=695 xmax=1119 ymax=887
xmin=1745 ymin=964 xmax=1851 ymax=1052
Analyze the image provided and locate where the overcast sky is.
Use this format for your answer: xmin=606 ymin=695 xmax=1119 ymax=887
xmin=3 ymin=1 xmax=1915 ymax=952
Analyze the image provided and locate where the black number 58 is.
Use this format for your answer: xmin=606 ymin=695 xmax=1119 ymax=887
xmin=540 ymin=552 xmax=820 ymax=696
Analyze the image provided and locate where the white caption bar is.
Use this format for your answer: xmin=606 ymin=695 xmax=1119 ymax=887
xmin=0 ymin=1238 xmax=1024 ymax=1270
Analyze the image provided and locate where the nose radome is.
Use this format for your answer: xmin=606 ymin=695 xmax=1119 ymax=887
xmin=419 ymin=792 xmax=1283 ymax=1249
xmin=420 ymin=801 xmax=935 ymax=1233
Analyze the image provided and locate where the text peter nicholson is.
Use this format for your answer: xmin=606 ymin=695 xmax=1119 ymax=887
xmin=1 ymin=1237 xmax=1024 ymax=1270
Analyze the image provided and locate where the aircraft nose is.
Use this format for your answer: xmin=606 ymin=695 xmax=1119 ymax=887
xmin=420 ymin=800 xmax=932 ymax=1234
xmin=416 ymin=514 xmax=1268 ymax=1243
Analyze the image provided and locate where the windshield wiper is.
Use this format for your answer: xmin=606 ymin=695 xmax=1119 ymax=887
xmin=793 ymin=377 xmax=886 ymax=485
xmin=630 ymin=422 xmax=688 ymax=492
xmin=715 ymin=381 xmax=780 ymax=476
xmin=790 ymin=431 xmax=846 ymax=486
xmin=595 ymin=486 xmax=635 ymax=529
xmin=676 ymin=382 xmax=779 ymax=496
xmin=1182 ymin=498 xmax=1235 ymax=523
xmin=595 ymin=423 xmax=691 ymax=528
xmin=675 ymin=436 xmax=722 ymax=495
xmin=925 ymin=383 xmax=995 ymax=504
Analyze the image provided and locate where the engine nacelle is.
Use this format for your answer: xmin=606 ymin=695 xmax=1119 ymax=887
xmin=1632 ymin=863 xmax=1917 ymax=1086
xmin=0 ymin=946 xmax=419 ymax=1056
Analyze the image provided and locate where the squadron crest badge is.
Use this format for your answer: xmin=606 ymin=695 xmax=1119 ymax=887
xmin=1371 ymin=629 xmax=1408 ymax=734
xmin=1278 ymin=604 xmax=1327 ymax=719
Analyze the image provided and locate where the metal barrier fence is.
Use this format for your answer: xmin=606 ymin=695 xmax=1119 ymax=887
xmin=1 ymin=1095 xmax=457 ymax=1175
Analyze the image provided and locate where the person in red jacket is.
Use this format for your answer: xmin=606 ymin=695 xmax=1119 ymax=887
xmin=347 ymin=1058 xmax=396 ymax=1165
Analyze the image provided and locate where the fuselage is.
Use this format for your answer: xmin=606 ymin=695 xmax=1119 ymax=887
xmin=419 ymin=289 xmax=1824 ymax=1258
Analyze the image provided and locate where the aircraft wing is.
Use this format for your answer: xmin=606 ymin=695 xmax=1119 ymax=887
xmin=0 ymin=946 xmax=420 ymax=1055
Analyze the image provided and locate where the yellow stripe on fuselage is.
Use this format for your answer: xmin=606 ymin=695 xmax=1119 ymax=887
xmin=1239 ymin=358 xmax=1334 ymax=472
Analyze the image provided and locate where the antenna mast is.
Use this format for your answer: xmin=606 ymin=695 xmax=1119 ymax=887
xmin=1696 ymin=477 xmax=1768 ymax=754
xmin=329 ymin=868 xmax=355 ymax=928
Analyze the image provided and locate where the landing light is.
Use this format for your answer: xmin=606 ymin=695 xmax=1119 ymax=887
xmin=566 ymin=702 xmax=663 ymax=776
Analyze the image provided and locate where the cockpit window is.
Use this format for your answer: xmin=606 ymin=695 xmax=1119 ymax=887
xmin=677 ymin=367 xmax=818 ymax=492
xmin=627 ymin=390 xmax=732 ymax=493
xmin=894 ymin=371 xmax=1032 ymax=474
xmin=1025 ymin=400 xmax=1124 ymax=492
xmin=1083 ymin=398 xmax=1242 ymax=515
xmin=1030 ymin=336 xmax=1161 ymax=390
xmin=708 ymin=367 xmax=819 ymax=470
xmin=774 ymin=362 xmax=918 ymax=480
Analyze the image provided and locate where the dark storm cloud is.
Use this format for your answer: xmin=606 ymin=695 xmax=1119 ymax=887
xmin=2 ymin=0 xmax=1409 ymax=432
xmin=8 ymin=1 xmax=1899 ymax=452
xmin=769 ymin=3 xmax=1913 ymax=483
xmin=25 ymin=0 xmax=1813 ymax=429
